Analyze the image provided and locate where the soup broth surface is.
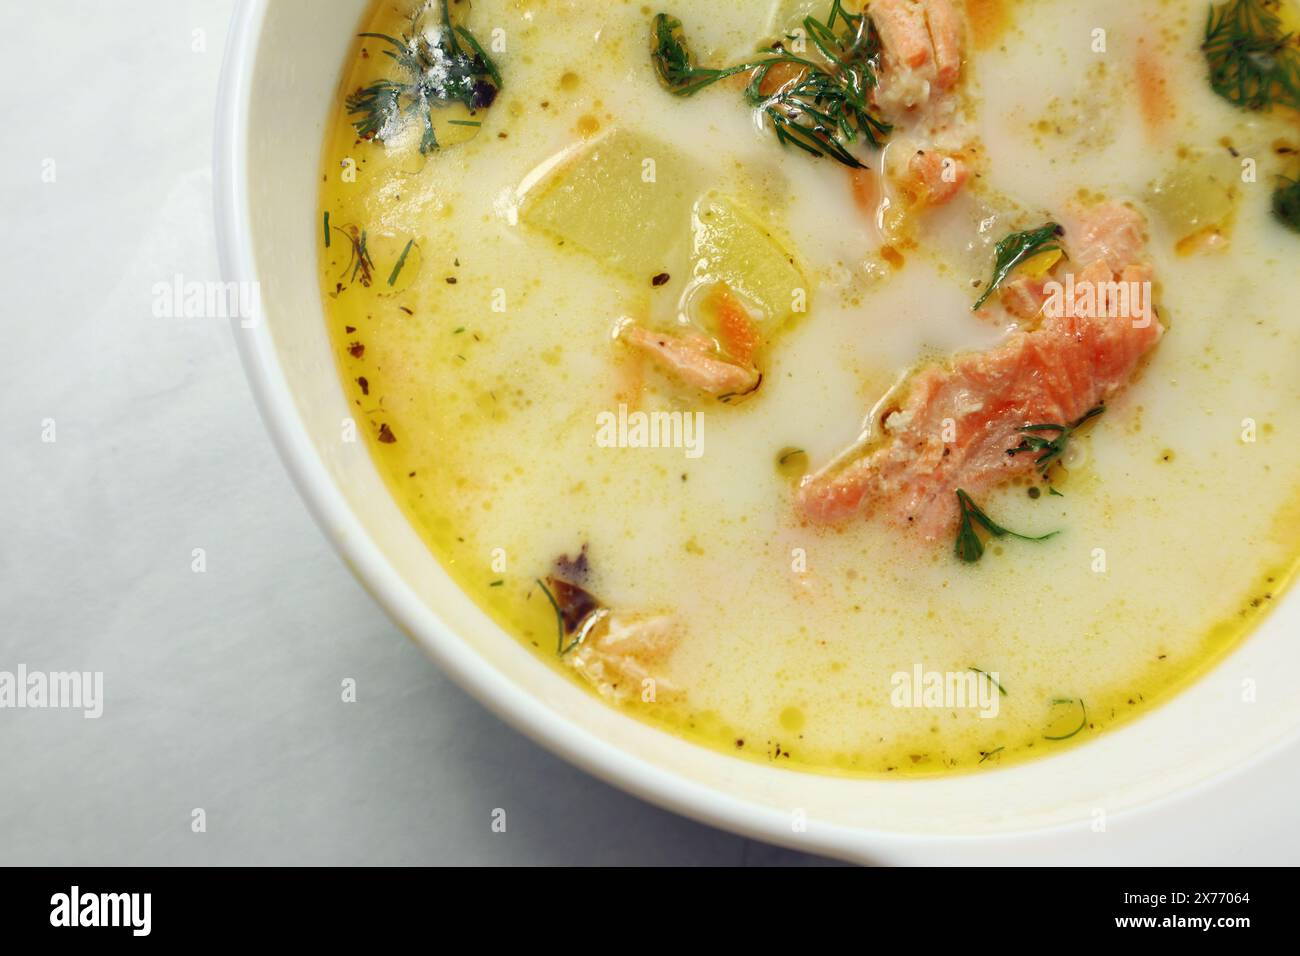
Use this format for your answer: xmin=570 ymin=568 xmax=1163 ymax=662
xmin=320 ymin=0 xmax=1300 ymax=775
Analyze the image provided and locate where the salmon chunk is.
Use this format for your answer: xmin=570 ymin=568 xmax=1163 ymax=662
xmin=796 ymin=204 xmax=1163 ymax=539
xmin=1000 ymin=275 xmax=1050 ymax=320
xmin=871 ymin=0 xmax=965 ymax=109
xmin=921 ymin=0 xmax=964 ymax=89
xmin=568 ymin=613 xmax=680 ymax=703
xmin=621 ymin=324 xmax=761 ymax=397
xmin=904 ymin=149 xmax=968 ymax=207
xmin=872 ymin=0 xmax=933 ymax=71
xmin=1071 ymin=203 xmax=1148 ymax=273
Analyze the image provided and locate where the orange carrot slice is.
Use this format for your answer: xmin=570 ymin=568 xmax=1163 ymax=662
xmin=710 ymin=285 xmax=760 ymax=367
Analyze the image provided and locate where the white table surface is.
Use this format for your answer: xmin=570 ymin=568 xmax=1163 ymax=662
xmin=3 ymin=0 xmax=1298 ymax=868
xmin=0 ymin=0 xmax=836 ymax=866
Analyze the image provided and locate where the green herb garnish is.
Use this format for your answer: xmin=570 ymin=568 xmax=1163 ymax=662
xmin=347 ymin=0 xmax=501 ymax=155
xmin=972 ymin=222 xmax=1065 ymax=310
xmin=969 ymin=667 xmax=1007 ymax=696
xmin=651 ymin=1 xmax=892 ymax=168
xmin=1202 ymin=0 xmax=1300 ymax=112
xmin=387 ymin=238 xmax=416 ymax=286
xmin=330 ymin=224 xmax=375 ymax=287
xmin=651 ymin=13 xmax=751 ymax=94
xmin=1272 ymin=175 xmax=1300 ymax=231
xmin=323 ymin=211 xmax=331 ymax=248
xmin=1007 ymin=405 xmax=1105 ymax=473
xmin=978 ymin=746 xmax=1005 ymax=764
xmin=535 ymin=578 xmax=566 ymax=653
xmin=1044 ymin=697 xmax=1088 ymax=740
xmin=954 ymin=489 xmax=1058 ymax=563
xmin=536 ymin=577 xmax=608 ymax=656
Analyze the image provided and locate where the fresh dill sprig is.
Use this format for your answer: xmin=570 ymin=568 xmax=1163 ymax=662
xmin=651 ymin=14 xmax=756 ymax=94
xmin=1007 ymin=405 xmax=1106 ymax=473
xmin=954 ymin=489 xmax=1058 ymax=564
xmin=347 ymin=0 xmax=501 ymax=155
xmin=1044 ymin=697 xmax=1088 ymax=741
xmin=1273 ymin=174 xmax=1300 ymax=231
xmin=972 ymin=222 xmax=1065 ymax=310
xmin=651 ymin=1 xmax=892 ymax=168
xmin=1202 ymin=0 xmax=1300 ymax=112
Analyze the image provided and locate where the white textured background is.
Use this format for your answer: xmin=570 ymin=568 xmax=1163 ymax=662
xmin=0 ymin=0 xmax=834 ymax=866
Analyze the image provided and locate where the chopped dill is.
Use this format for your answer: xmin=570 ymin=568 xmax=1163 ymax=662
xmin=535 ymin=578 xmax=566 ymax=653
xmin=347 ymin=0 xmax=501 ymax=155
xmin=1044 ymin=697 xmax=1088 ymax=740
xmin=1202 ymin=0 xmax=1300 ymax=112
xmin=969 ymin=667 xmax=1008 ymax=696
xmin=387 ymin=238 xmax=416 ymax=286
xmin=651 ymin=0 xmax=891 ymax=168
xmin=330 ymin=224 xmax=375 ymax=287
xmin=979 ymin=746 xmax=1005 ymax=764
xmin=536 ymin=577 xmax=607 ymax=656
xmin=1272 ymin=175 xmax=1300 ymax=231
xmin=1007 ymin=405 xmax=1106 ymax=473
xmin=973 ymin=223 xmax=1065 ymax=310
xmin=954 ymin=489 xmax=1058 ymax=563
xmin=323 ymin=211 xmax=331 ymax=248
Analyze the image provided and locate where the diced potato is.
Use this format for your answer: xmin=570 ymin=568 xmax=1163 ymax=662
xmin=691 ymin=194 xmax=806 ymax=325
xmin=1147 ymin=158 xmax=1238 ymax=245
xmin=522 ymin=129 xmax=698 ymax=279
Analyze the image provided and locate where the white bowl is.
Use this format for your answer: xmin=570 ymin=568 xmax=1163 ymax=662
xmin=215 ymin=0 xmax=1300 ymax=863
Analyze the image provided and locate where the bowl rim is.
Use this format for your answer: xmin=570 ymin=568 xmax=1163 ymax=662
xmin=214 ymin=0 xmax=1300 ymax=864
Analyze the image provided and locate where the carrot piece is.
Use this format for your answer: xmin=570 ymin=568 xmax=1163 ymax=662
xmin=709 ymin=286 xmax=760 ymax=367
xmin=1136 ymin=39 xmax=1174 ymax=135
xmin=849 ymin=166 xmax=881 ymax=217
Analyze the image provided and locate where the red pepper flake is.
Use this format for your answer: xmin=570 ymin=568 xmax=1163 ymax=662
xmin=377 ymin=423 xmax=396 ymax=444
xmin=357 ymin=376 xmax=369 ymax=395
xmin=651 ymin=272 xmax=670 ymax=287
xmin=345 ymin=325 xmax=356 ymax=333
xmin=348 ymin=342 xmax=365 ymax=358
xmin=446 ymin=277 xmax=458 ymax=284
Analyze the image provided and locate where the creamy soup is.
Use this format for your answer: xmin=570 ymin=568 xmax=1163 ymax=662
xmin=319 ymin=0 xmax=1300 ymax=776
